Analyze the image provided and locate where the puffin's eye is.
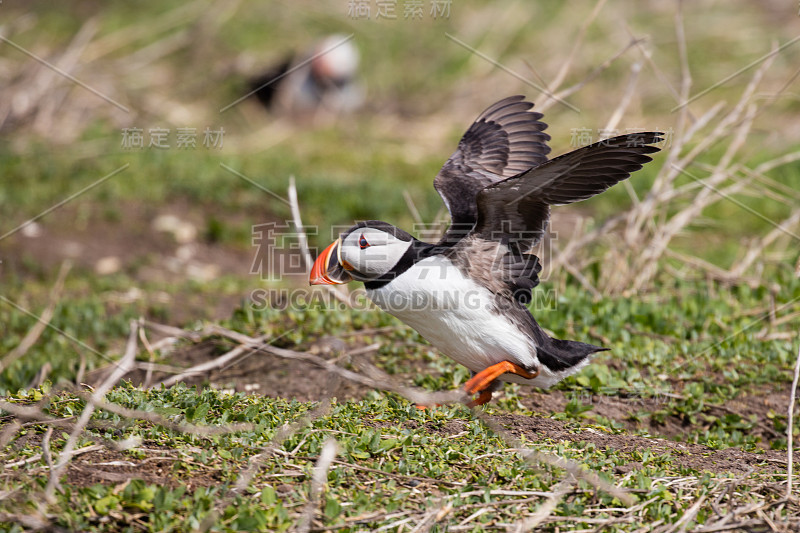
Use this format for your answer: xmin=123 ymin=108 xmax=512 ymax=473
xmin=359 ymin=234 xmax=370 ymax=249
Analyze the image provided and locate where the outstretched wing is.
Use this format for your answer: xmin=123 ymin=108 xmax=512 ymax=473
xmin=472 ymin=132 xmax=664 ymax=252
xmin=433 ymin=95 xmax=550 ymax=244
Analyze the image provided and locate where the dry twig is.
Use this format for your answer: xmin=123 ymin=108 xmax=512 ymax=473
xmin=144 ymin=321 xmax=466 ymax=407
xmin=509 ymin=479 xmax=574 ymax=532
xmin=1 ymin=261 xmax=71 ymax=374
xmin=472 ymin=412 xmax=634 ymax=506
xmin=297 ymin=438 xmax=339 ymax=533
xmin=536 ymin=0 xmax=607 ymax=110
xmin=44 ymin=320 xmax=138 ymax=500
xmin=289 ymin=175 xmax=351 ymax=306
xmin=788 ymin=341 xmax=800 ymax=499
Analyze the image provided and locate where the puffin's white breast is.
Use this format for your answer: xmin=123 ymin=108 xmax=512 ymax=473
xmin=366 ymin=255 xmax=539 ymax=378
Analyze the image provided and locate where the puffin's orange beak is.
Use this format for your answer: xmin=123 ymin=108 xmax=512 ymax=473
xmin=310 ymin=238 xmax=352 ymax=285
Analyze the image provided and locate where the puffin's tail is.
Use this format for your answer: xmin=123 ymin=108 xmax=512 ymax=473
xmin=524 ymin=312 xmax=608 ymax=376
xmin=536 ymin=336 xmax=608 ymax=374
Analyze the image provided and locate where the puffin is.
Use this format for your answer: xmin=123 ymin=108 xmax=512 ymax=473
xmin=309 ymin=95 xmax=662 ymax=406
xmin=250 ymin=35 xmax=364 ymax=115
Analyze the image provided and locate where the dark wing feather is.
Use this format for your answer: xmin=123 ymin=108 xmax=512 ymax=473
xmin=473 ymin=132 xmax=664 ymax=251
xmin=433 ymin=95 xmax=550 ymax=244
xmin=502 ymin=252 xmax=542 ymax=304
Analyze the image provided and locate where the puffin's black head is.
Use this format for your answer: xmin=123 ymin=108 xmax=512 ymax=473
xmin=310 ymin=221 xmax=416 ymax=285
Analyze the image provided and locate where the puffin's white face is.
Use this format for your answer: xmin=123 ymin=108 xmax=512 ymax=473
xmin=339 ymin=227 xmax=413 ymax=280
xmin=309 ymin=224 xmax=414 ymax=285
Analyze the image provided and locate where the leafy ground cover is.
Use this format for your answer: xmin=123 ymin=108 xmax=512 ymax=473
xmin=2 ymin=275 xmax=799 ymax=531
xmin=1 ymin=382 xmax=796 ymax=532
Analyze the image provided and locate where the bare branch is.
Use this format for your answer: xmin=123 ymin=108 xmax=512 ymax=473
xmin=93 ymin=398 xmax=255 ymax=436
xmin=509 ymin=479 xmax=574 ymax=532
xmin=138 ymin=318 xmax=157 ymax=389
xmin=40 ymin=428 xmax=54 ymax=477
xmin=602 ymin=62 xmax=641 ymax=137
xmin=537 ymin=0 xmax=607 ymax=108
xmin=297 ymin=438 xmax=339 ymax=533
xmin=45 ymin=320 xmax=139 ymax=499
xmin=289 ymin=175 xmax=352 ymax=306
xmin=4 ymin=443 xmax=103 ymax=470
xmin=538 ymin=37 xmax=644 ymax=113
xmin=1 ymin=261 xmax=71 ymax=374
xmin=788 ymin=341 xmax=800 ymax=499
xmin=144 ymin=321 xmax=465 ymax=406
xmin=472 ymin=411 xmax=635 ymax=506
xmin=727 ymin=209 xmax=800 ymax=279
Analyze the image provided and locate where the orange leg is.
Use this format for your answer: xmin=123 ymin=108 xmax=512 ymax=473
xmin=466 ymin=389 xmax=494 ymax=407
xmin=463 ymin=361 xmax=539 ymax=406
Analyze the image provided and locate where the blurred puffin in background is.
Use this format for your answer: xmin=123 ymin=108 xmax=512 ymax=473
xmin=249 ymin=34 xmax=364 ymax=116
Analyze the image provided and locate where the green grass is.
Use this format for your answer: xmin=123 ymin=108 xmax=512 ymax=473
xmin=1 ymin=381 xmax=793 ymax=532
xmin=4 ymin=270 xmax=798 ymax=432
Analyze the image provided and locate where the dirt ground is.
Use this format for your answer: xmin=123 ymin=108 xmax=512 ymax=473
xmin=64 ymin=447 xmax=225 ymax=490
xmin=489 ymin=414 xmax=787 ymax=476
xmin=103 ymin=334 xmax=792 ymax=481
xmin=57 ymin=388 xmax=785 ymax=491
xmin=121 ymin=336 xmax=372 ymax=400
xmin=0 ymin=199 xmax=280 ymax=324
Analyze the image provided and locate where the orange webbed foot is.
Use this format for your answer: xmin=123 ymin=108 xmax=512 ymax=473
xmin=463 ymin=361 xmax=539 ymax=407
